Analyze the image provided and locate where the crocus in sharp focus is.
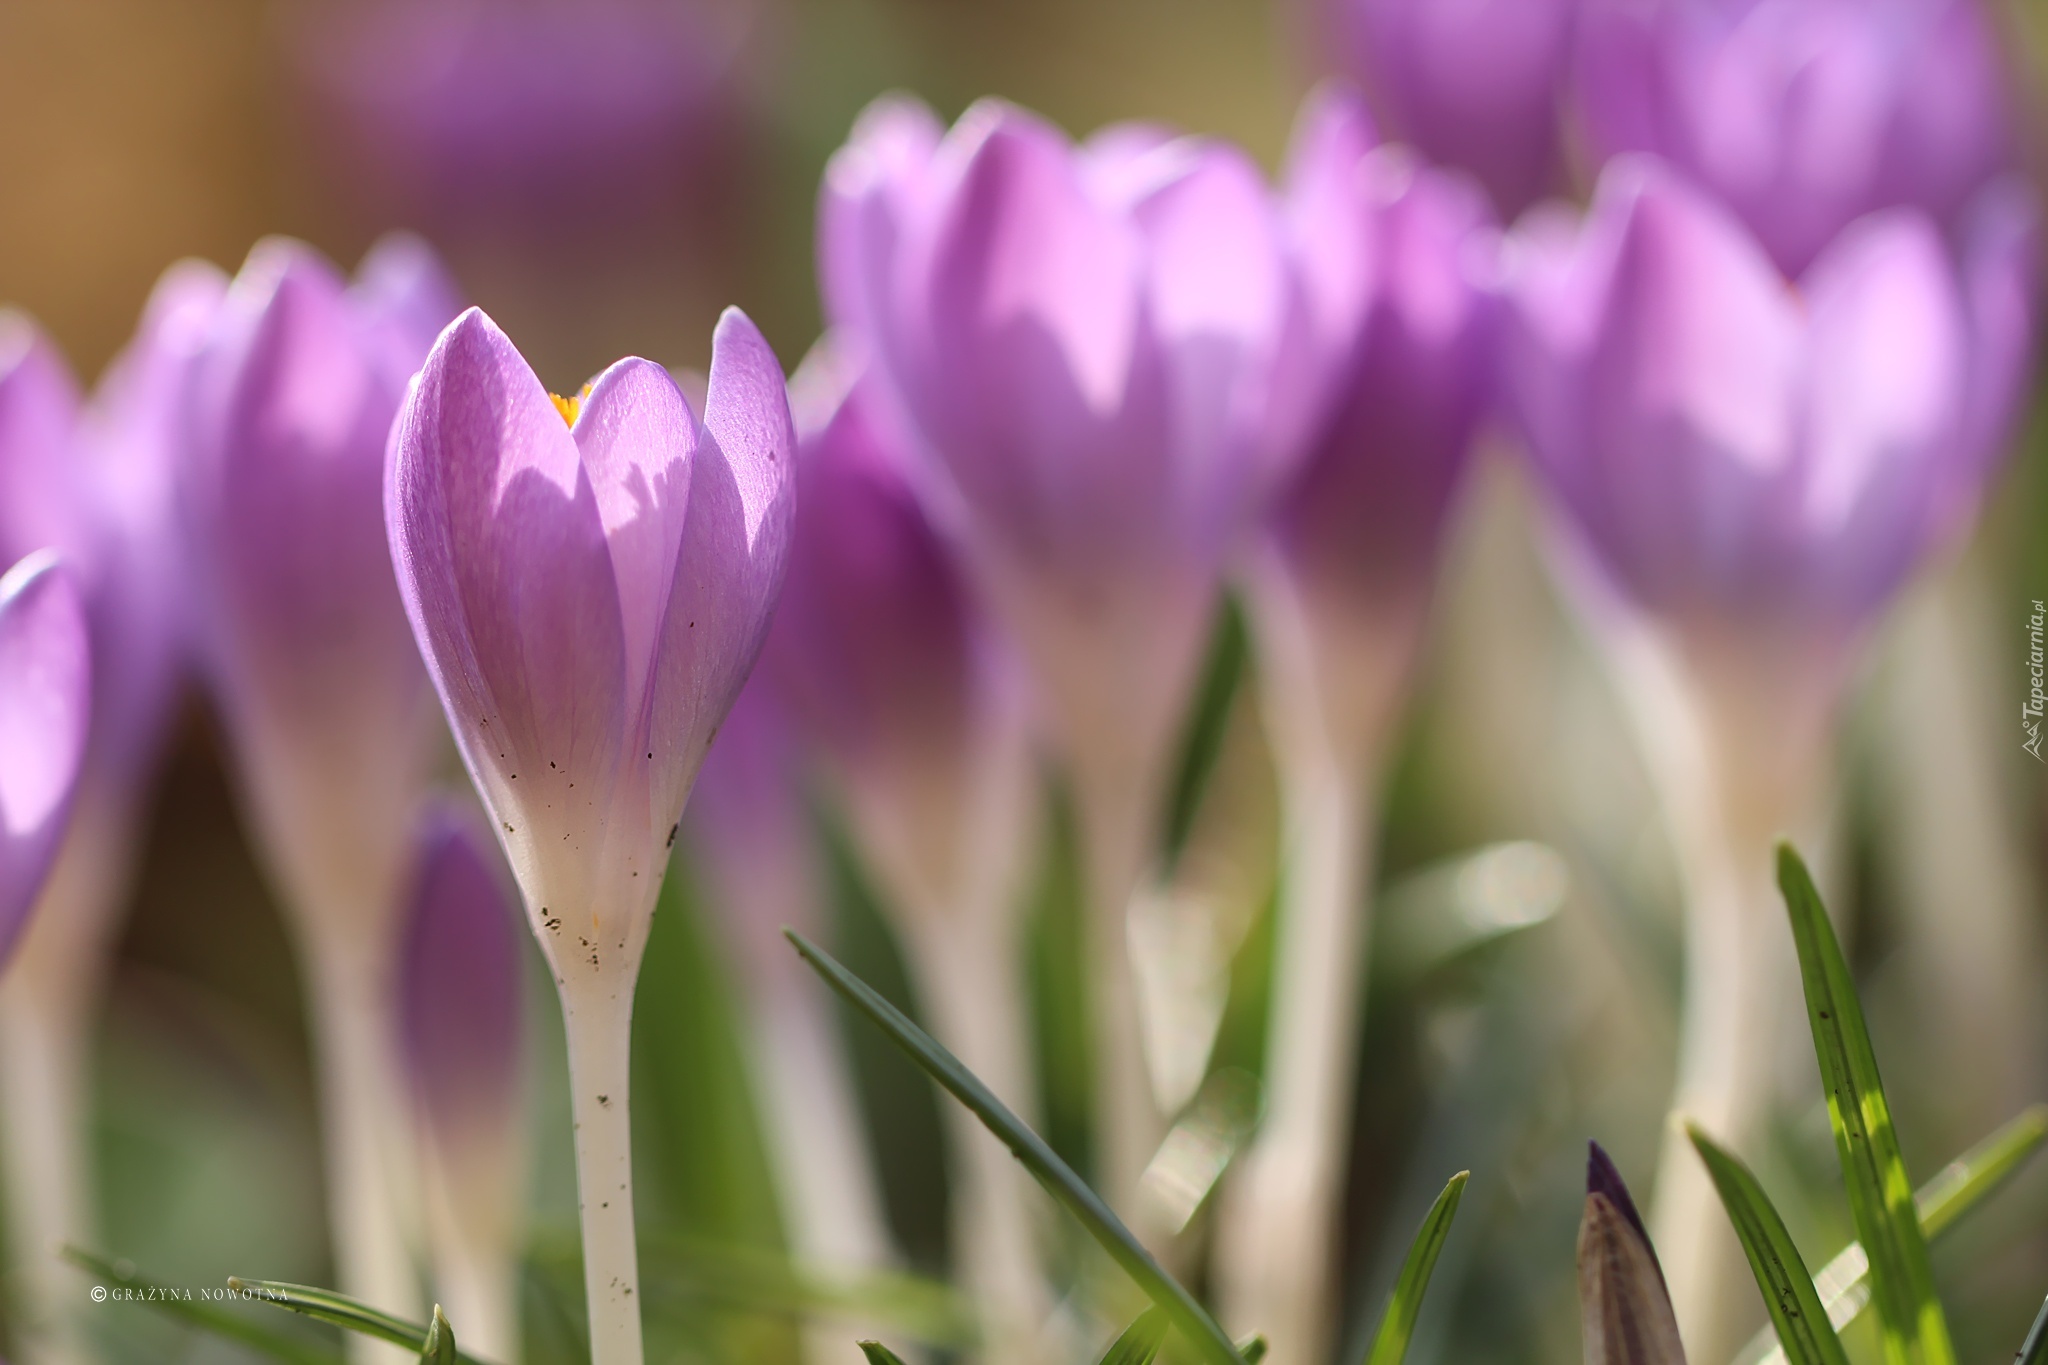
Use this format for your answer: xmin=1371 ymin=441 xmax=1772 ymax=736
xmin=0 ymin=268 xmax=219 ymax=1365
xmin=1214 ymin=87 xmax=1496 ymax=1365
xmin=685 ymin=681 xmax=900 ymax=1365
xmin=764 ymin=348 xmax=1046 ymax=1358
xmin=1501 ymin=157 xmax=2037 ymax=1357
xmin=397 ymin=803 xmax=528 ymax=1365
xmin=1574 ymin=0 xmax=2018 ymax=278
xmin=387 ymin=304 xmax=794 ymax=1365
xmin=0 ymin=552 xmax=90 ymax=974
xmin=1330 ymin=0 xmax=1579 ymax=218
xmin=184 ymin=234 xmax=461 ymax=1351
xmin=1579 ymin=1143 xmax=1686 ymax=1365
xmin=821 ymin=93 xmax=1320 ymax=1203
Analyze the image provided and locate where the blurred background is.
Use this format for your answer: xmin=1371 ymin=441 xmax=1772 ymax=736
xmin=1 ymin=1 xmax=2046 ymax=1362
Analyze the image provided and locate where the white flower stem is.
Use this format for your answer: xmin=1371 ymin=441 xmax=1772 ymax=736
xmin=558 ymin=979 xmax=643 ymax=1365
xmin=900 ymin=907 xmax=1049 ymax=1365
xmin=0 ymin=789 xmax=138 ymax=1365
xmin=1214 ymin=757 xmax=1375 ymax=1365
xmin=303 ymin=939 xmax=425 ymax=1365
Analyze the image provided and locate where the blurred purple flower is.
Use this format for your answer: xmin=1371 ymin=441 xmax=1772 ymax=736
xmin=287 ymin=0 xmax=750 ymax=236
xmin=1257 ymin=87 xmax=1499 ymax=759
xmin=386 ymin=304 xmax=794 ymax=981
xmin=0 ymin=552 xmax=90 ymax=970
xmin=821 ymin=93 xmax=1318 ymax=862
xmin=1331 ymin=0 xmax=1579 ymax=219
xmin=1502 ymin=157 xmax=2037 ymax=642
xmin=1575 ymin=0 xmax=2019 ymax=277
xmin=186 ymin=235 xmax=461 ymax=927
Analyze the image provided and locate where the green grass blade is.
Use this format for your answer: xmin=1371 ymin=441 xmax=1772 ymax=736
xmin=1687 ymin=1124 xmax=1850 ymax=1365
xmin=858 ymin=1342 xmax=911 ymax=1365
xmin=1363 ymin=1171 xmax=1468 ymax=1365
xmin=421 ymin=1306 xmax=456 ymax=1364
xmin=786 ymin=931 xmax=1245 ymax=1365
xmin=62 ymin=1249 xmax=341 ymax=1365
xmin=1778 ymin=845 xmax=1953 ymax=1365
xmin=225 ymin=1278 xmax=497 ymax=1365
xmin=1099 ymin=1308 xmax=1171 ymax=1365
xmin=2016 ymin=1295 xmax=2048 ymax=1365
xmin=1735 ymin=1105 xmax=2048 ymax=1365
xmin=1237 ymin=1334 xmax=1269 ymax=1363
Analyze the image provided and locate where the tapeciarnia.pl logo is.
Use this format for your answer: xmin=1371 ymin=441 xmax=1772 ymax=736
xmin=2026 ymin=599 xmax=2046 ymax=762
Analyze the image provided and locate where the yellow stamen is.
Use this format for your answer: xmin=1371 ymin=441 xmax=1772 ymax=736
xmin=549 ymin=383 xmax=594 ymax=428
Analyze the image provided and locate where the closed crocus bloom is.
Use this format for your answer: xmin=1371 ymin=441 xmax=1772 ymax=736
xmin=766 ymin=355 xmax=1045 ymax=1359
xmin=185 ymin=234 xmax=461 ymax=1355
xmin=397 ymin=804 xmax=527 ymax=1365
xmin=1332 ymin=0 xmax=1578 ymax=218
xmin=1579 ymin=1143 xmax=1685 ymax=1365
xmin=823 ymin=94 xmax=1316 ymax=1201
xmin=1502 ymin=158 xmax=2037 ymax=1356
xmin=1575 ymin=0 xmax=2018 ymax=277
xmin=0 ymin=271 xmax=219 ymax=1365
xmin=1217 ymin=88 xmax=1496 ymax=1365
xmin=388 ymin=304 xmax=794 ymax=1365
xmin=0 ymin=553 xmax=89 ymax=972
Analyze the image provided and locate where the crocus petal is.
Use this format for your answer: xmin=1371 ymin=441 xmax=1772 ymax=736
xmin=0 ymin=319 xmax=87 ymax=567
xmin=398 ymin=801 xmax=526 ymax=1142
xmin=390 ymin=307 xmax=630 ymax=920
xmin=643 ymin=307 xmax=795 ymax=841
xmin=1953 ymin=178 xmax=2041 ymax=490
xmin=1579 ymin=1143 xmax=1684 ymax=1365
xmin=818 ymin=93 xmax=944 ymax=353
xmin=0 ymin=552 xmax=90 ymax=968
xmin=1281 ymin=87 xmax=1381 ymax=369
xmin=354 ymin=231 xmax=466 ymax=375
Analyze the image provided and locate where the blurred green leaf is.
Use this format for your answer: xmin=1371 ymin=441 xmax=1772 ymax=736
xmin=224 ymin=1277 xmax=496 ymax=1365
xmin=2016 ymin=1295 xmax=2048 ymax=1365
xmin=786 ymin=930 xmax=1246 ymax=1365
xmin=1098 ymin=1308 xmax=1170 ymax=1365
xmin=857 ymin=1340 xmax=910 ymax=1365
xmin=62 ymin=1249 xmax=338 ymax=1365
xmin=1162 ymin=597 xmax=1248 ymax=869
xmin=1362 ymin=1170 xmax=1468 ymax=1365
xmin=421 ymin=1306 xmax=456 ymax=1364
xmin=1777 ymin=845 xmax=1952 ymax=1365
xmin=1237 ymin=1334 xmax=1269 ymax=1364
xmin=1738 ymin=1104 xmax=2048 ymax=1365
xmin=1687 ymin=1124 xmax=1850 ymax=1365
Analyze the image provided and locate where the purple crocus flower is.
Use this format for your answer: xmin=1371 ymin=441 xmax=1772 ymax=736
xmin=387 ymin=302 xmax=794 ymax=1365
xmin=0 ymin=552 xmax=90 ymax=971
xmin=186 ymin=235 xmax=461 ymax=929
xmin=397 ymin=802 xmax=527 ymax=1365
xmin=1503 ymin=157 xmax=2037 ymax=647
xmin=1580 ymin=1142 xmax=1685 ymax=1365
xmin=288 ymin=0 xmax=749 ymax=237
xmin=821 ymin=93 xmax=1320 ymax=1198
xmin=1574 ymin=0 xmax=2019 ymax=277
xmin=1329 ymin=0 xmax=1579 ymax=219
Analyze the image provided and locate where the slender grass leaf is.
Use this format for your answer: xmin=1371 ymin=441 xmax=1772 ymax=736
xmin=1687 ymin=1124 xmax=1850 ymax=1365
xmin=858 ymin=1342 xmax=911 ymax=1365
xmin=1778 ymin=845 xmax=1953 ymax=1365
xmin=787 ymin=931 xmax=1245 ymax=1365
xmin=62 ymin=1249 xmax=340 ymax=1365
xmin=2017 ymin=1295 xmax=2048 ymax=1365
xmin=225 ymin=1277 xmax=497 ymax=1365
xmin=421 ymin=1306 xmax=456 ymax=1364
xmin=1363 ymin=1171 xmax=1468 ymax=1365
xmin=1738 ymin=1105 xmax=2048 ymax=1365
xmin=1099 ymin=1308 xmax=1171 ymax=1365
xmin=1237 ymin=1334 xmax=1269 ymax=1364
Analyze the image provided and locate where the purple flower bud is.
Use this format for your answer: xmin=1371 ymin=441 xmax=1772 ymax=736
xmin=1330 ymin=0 xmax=1578 ymax=218
xmin=186 ymin=236 xmax=461 ymax=925
xmin=0 ymin=552 xmax=91 ymax=969
xmin=1502 ymin=157 xmax=2037 ymax=639
xmin=1580 ymin=1141 xmax=1685 ymax=1365
xmin=1256 ymin=89 xmax=1498 ymax=758
xmin=386 ymin=305 xmax=795 ymax=982
xmin=821 ymin=94 xmax=1315 ymax=828
xmin=398 ymin=801 xmax=526 ymax=1152
xmin=1575 ymin=0 xmax=2019 ymax=277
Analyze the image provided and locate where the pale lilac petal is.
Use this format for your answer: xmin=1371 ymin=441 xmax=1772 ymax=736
xmin=643 ymin=307 xmax=794 ymax=836
xmin=572 ymin=357 xmax=697 ymax=707
xmin=1281 ymin=87 xmax=1381 ymax=367
xmin=0 ymin=319 xmax=87 ymax=567
xmin=0 ymin=552 xmax=89 ymax=968
xmin=389 ymin=307 xmax=629 ymax=898
xmin=398 ymin=801 xmax=526 ymax=1140
xmin=1953 ymin=178 xmax=2041 ymax=487
xmin=353 ymin=230 xmax=466 ymax=373
xmin=818 ymin=93 xmax=944 ymax=348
